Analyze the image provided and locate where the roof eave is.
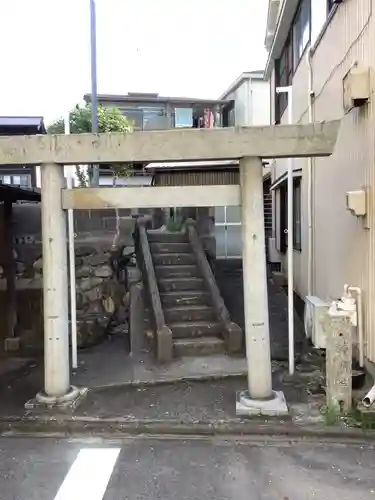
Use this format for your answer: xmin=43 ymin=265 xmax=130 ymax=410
xmin=84 ymin=93 xmax=228 ymax=106
xmin=219 ymin=70 xmax=265 ymax=100
xmin=264 ymin=0 xmax=300 ymax=80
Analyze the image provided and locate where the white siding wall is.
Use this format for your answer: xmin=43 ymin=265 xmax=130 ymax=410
xmin=271 ymin=0 xmax=375 ymax=362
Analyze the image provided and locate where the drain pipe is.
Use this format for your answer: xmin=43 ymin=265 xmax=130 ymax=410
xmin=362 ymin=385 xmax=375 ymax=408
xmin=276 ymin=85 xmax=294 ymax=375
xmin=307 ymin=50 xmax=314 ymax=296
xmin=344 ymin=284 xmax=364 ymax=368
xmin=65 ymin=114 xmax=78 ymax=370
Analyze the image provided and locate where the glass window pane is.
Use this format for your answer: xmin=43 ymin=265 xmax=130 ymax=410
xmin=226 ymin=225 xmax=242 ymax=257
xmin=174 ymin=108 xmax=193 ymax=128
xmin=3 ymin=175 xmax=11 ymax=184
xmin=20 ymin=175 xmax=30 ymax=187
xmin=12 ymin=175 xmax=21 ymax=185
xmin=121 ymin=108 xmax=143 ymax=130
xmin=215 ymin=206 xmax=225 ymax=223
xmin=226 ymin=206 xmax=241 ymax=223
xmin=143 ymin=108 xmax=168 ymax=130
xmin=215 ymin=226 xmax=226 ymax=258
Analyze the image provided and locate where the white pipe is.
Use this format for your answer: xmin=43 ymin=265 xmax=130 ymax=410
xmin=287 ymin=93 xmax=294 ymax=375
xmin=362 ymin=384 xmax=375 ymax=408
xmin=307 ymin=50 xmax=314 ymax=297
xmin=276 ymin=85 xmax=294 ymax=375
xmin=344 ymin=284 xmax=364 ymax=368
xmin=65 ymin=114 xmax=78 ymax=369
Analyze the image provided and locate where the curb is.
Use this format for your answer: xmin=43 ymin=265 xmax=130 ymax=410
xmin=86 ymin=371 xmax=247 ymax=391
xmin=1 ymin=416 xmax=375 ymax=442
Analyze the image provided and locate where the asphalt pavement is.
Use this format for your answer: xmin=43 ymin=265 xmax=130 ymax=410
xmin=0 ymin=436 xmax=375 ymax=499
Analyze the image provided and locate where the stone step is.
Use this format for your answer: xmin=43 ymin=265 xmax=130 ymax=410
xmin=155 ymin=264 xmax=200 ymax=279
xmin=152 ymin=253 xmax=196 ymax=266
xmin=169 ymin=320 xmax=221 ymax=338
xmin=150 ymin=242 xmax=192 ymax=254
xmin=173 ymin=336 xmax=225 ymax=357
xmin=160 ymin=290 xmax=211 ymax=307
xmin=147 ymin=232 xmax=188 ymax=243
xmin=158 ymin=277 xmax=204 ymax=292
xmin=165 ymin=305 xmax=216 ymax=324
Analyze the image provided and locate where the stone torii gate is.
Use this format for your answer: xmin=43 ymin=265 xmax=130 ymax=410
xmin=0 ymin=121 xmax=340 ymax=414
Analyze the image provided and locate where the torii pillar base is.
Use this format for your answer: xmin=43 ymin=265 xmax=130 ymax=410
xmin=25 ymin=386 xmax=88 ymax=411
xmin=236 ymin=390 xmax=288 ymax=417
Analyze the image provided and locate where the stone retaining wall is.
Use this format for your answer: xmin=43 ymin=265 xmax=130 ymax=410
xmin=0 ymin=241 xmax=135 ymax=353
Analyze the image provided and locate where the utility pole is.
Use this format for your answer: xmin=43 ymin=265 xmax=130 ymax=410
xmin=90 ymin=0 xmax=99 ymax=186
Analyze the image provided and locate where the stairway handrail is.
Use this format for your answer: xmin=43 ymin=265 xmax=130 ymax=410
xmin=135 ymin=219 xmax=172 ymax=362
xmin=186 ymin=219 xmax=242 ymax=354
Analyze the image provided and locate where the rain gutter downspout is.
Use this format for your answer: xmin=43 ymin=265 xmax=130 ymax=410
xmin=307 ymin=49 xmax=314 ymax=297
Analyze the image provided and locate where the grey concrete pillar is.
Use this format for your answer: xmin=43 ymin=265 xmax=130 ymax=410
xmin=41 ymin=163 xmax=70 ymax=398
xmin=240 ymin=156 xmax=272 ymax=400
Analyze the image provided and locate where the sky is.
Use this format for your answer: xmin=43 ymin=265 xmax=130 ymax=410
xmin=0 ymin=0 xmax=268 ymax=125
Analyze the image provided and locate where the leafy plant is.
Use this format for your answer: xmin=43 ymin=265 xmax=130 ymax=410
xmin=47 ymin=104 xmax=134 ymax=186
xmin=48 ymin=103 xmax=134 ymax=249
xmin=166 ymin=218 xmax=182 ymax=232
xmin=47 ymin=103 xmax=133 ymax=135
xmin=320 ymin=402 xmax=375 ymax=429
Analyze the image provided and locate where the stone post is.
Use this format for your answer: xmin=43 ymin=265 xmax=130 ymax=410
xmin=236 ymin=156 xmax=287 ymax=416
xmin=325 ymin=309 xmax=353 ymax=411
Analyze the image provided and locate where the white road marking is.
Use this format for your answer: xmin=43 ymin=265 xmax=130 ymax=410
xmin=53 ymin=448 xmax=121 ymax=500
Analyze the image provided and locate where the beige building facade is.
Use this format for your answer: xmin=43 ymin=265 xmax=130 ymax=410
xmin=265 ymin=0 xmax=375 ymax=364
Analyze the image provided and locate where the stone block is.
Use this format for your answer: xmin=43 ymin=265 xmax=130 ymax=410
xmin=94 ymin=264 xmax=112 ymax=278
xmin=4 ymin=336 xmax=21 ymax=352
xmin=82 ymin=253 xmax=109 ymax=267
xmin=75 ymin=265 xmax=91 ymax=278
xmin=76 ymin=314 xmax=109 ymax=348
xmin=78 ymin=276 xmax=103 ymax=292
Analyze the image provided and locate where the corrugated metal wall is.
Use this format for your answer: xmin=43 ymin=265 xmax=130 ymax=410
xmin=311 ymin=0 xmax=375 ymax=362
xmin=153 ymin=170 xmax=240 ymax=186
xmin=272 ymin=0 xmax=375 ymax=362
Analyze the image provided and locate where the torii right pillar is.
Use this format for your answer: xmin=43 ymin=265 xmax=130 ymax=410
xmin=236 ymin=156 xmax=288 ymax=416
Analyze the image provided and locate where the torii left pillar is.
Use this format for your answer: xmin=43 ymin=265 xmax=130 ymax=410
xmin=25 ymin=163 xmax=86 ymax=410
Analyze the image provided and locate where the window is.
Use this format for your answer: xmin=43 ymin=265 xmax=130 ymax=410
xmin=293 ymin=0 xmax=311 ymax=69
xmin=293 ymin=178 xmax=302 ymax=250
xmin=174 ymin=108 xmax=193 ymax=128
xmin=0 ymin=173 xmax=31 ymax=187
xmin=274 ymin=0 xmax=311 ymax=122
xmin=277 ymin=177 xmax=302 ymax=253
xmin=143 ymin=108 xmax=168 ymax=130
xmin=275 ymin=35 xmax=293 ymax=122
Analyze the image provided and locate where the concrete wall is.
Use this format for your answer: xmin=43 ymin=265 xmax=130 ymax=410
xmin=270 ymin=0 xmax=375 ymax=362
xmin=11 ymin=204 xmax=137 ymax=265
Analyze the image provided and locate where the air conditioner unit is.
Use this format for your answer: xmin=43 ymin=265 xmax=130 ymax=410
xmin=304 ymin=296 xmax=330 ymax=349
xmin=268 ymin=237 xmax=280 ymax=263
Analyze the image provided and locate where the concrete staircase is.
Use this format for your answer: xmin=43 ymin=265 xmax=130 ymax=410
xmin=147 ymin=231 xmax=227 ymax=357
